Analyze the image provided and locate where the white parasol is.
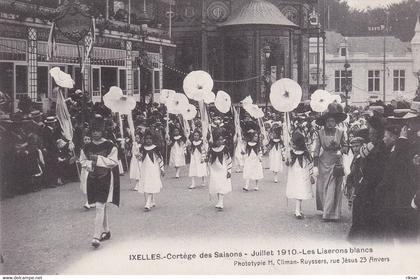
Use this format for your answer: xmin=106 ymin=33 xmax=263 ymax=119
xmin=166 ymin=93 xmax=189 ymax=115
xmin=159 ymin=89 xmax=177 ymax=105
xmin=183 ymin=70 xmax=214 ymax=101
xmin=270 ymin=78 xmax=302 ymax=112
xmin=214 ymin=90 xmax=231 ymax=114
xmin=181 ymin=103 xmax=197 ymax=121
xmin=310 ymin=89 xmax=332 ymax=112
xmin=203 ymin=91 xmax=216 ymax=104
xmin=49 ymin=67 xmax=75 ymax=89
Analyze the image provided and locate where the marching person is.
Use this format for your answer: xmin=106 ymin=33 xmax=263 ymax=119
xmin=137 ymin=130 xmax=164 ymax=211
xmin=80 ymin=134 xmax=96 ymax=210
xmin=42 ymin=116 xmax=61 ymax=188
xmin=187 ymin=130 xmax=207 ymax=189
xmin=129 ymin=133 xmax=143 ymax=191
xmin=286 ymin=131 xmax=315 ymax=219
xmin=169 ymin=127 xmax=186 ymax=179
xmin=79 ymin=115 xmax=120 ymax=248
xmin=313 ymin=103 xmax=347 ymax=222
xmin=242 ymin=130 xmax=264 ymax=191
xmin=207 ymin=132 xmax=232 ymax=210
xmin=267 ymin=126 xmax=284 ymax=183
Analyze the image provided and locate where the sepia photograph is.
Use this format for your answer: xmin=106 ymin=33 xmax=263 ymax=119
xmin=0 ymin=0 xmax=419 ymax=277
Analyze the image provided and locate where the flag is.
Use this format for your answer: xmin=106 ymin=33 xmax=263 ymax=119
xmin=56 ymin=89 xmax=73 ymax=143
xmin=47 ymin=22 xmax=56 ymax=61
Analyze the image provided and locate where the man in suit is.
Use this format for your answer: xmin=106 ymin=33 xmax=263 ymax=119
xmin=375 ymin=123 xmax=419 ymax=242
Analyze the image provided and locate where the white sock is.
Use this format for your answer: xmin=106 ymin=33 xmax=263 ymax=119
xmin=94 ymin=203 xmax=105 ymax=238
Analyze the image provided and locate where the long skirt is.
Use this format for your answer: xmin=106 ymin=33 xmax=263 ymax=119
xmin=316 ymin=151 xmax=343 ymax=220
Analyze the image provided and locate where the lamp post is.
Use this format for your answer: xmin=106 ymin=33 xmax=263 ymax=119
xmin=139 ymin=24 xmax=148 ymax=104
xmin=263 ymin=45 xmax=272 ymax=113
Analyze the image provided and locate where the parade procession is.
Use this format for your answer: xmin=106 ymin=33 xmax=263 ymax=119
xmin=1 ymin=0 xmax=420 ymax=276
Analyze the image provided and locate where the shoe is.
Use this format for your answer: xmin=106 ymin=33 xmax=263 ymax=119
xmin=144 ymin=204 xmax=152 ymax=211
xmin=83 ymin=203 xmax=91 ymax=210
xmin=89 ymin=204 xmax=96 ymax=208
xmin=295 ymin=213 xmax=304 ymax=220
xmin=254 ymin=187 xmax=259 ymax=191
xmin=91 ymin=238 xmax=100 ymax=248
xmin=150 ymin=202 xmax=156 ymax=208
xmin=99 ymin=231 xmax=111 ymax=241
xmin=274 ymin=179 xmax=278 ymax=183
xmin=242 ymin=187 xmax=249 ymax=192
xmin=188 ymin=185 xmax=196 ymax=189
xmin=215 ymin=204 xmax=224 ymax=211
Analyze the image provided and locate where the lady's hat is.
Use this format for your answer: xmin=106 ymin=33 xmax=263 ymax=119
xmin=349 ymin=137 xmax=366 ymax=146
xmin=30 ymin=110 xmax=43 ymax=119
xmin=91 ymin=114 xmax=105 ymax=132
xmin=402 ymin=101 xmax=420 ymax=119
xmin=291 ymin=130 xmax=306 ymax=150
xmin=44 ymin=116 xmax=57 ymax=124
xmin=315 ymin=103 xmax=347 ymax=126
xmin=366 ymin=112 xmax=385 ymax=132
xmin=387 ymin=108 xmax=412 ymax=120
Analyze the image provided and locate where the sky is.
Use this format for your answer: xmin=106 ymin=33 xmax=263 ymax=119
xmin=345 ymin=0 xmax=405 ymax=10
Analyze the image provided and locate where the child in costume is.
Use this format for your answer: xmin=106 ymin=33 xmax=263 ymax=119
xmin=138 ymin=130 xmax=164 ymax=211
xmin=286 ymin=131 xmax=315 ymax=219
xmin=169 ymin=127 xmax=186 ymax=178
xmin=207 ymin=133 xmax=232 ymax=210
xmin=79 ymin=115 xmax=120 ymax=248
xmin=130 ymin=133 xmax=142 ymax=191
xmin=267 ymin=126 xmax=284 ymax=183
xmin=243 ymin=130 xmax=264 ymax=191
xmin=187 ymin=130 xmax=208 ymax=189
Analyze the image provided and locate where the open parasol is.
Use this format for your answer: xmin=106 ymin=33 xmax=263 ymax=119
xmin=159 ymin=89 xmax=177 ymax=105
xmin=203 ymin=91 xmax=216 ymax=104
xmin=49 ymin=67 xmax=75 ymax=89
xmin=270 ymin=78 xmax=302 ymax=112
xmin=214 ymin=90 xmax=231 ymax=114
xmin=243 ymin=103 xmax=264 ymax=119
xmin=180 ymin=103 xmax=197 ymax=121
xmin=183 ymin=70 xmax=214 ymax=101
xmin=310 ymin=89 xmax=332 ymax=113
xmin=103 ymin=86 xmax=136 ymax=115
xmin=166 ymin=93 xmax=189 ymax=115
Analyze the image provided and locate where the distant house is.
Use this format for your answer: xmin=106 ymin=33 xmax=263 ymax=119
xmin=309 ymin=17 xmax=420 ymax=105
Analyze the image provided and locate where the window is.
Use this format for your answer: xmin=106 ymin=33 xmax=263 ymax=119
xmin=37 ymin=66 xmax=48 ymax=99
xmin=119 ymin=69 xmax=126 ymax=92
xmin=154 ymin=70 xmax=160 ymax=93
xmin=309 ymin=53 xmax=318 ymax=65
xmin=340 ymin=48 xmax=347 ymax=57
xmin=16 ymin=65 xmax=28 ymax=94
xmin=133 ymin=68 xmax=139 ymax=90
xmin=92 ymin=68 xmax=100 ymax=92
xmin=393 ymin=70 xmax=405 ymax=91
xmin=334 ymin=70 xmax=352 ymax=93
xmin=368 ymin=70 xmax=381 ymax=92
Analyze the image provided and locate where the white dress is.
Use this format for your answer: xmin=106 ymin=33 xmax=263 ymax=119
xmin=208 ymin=146 xmax=232 ymax=195
xmin=129 ymin=142 xmax=141 ymax=180
xmin=286 ymin=150 xmax=313 ymax=200
xmin=243 ymin=142 xmax=264 ymax=180
xmin=234 ymin=141 xmax=245 ymax=167
xmin=269 ymin=139 xmax=283 ymax=173
xmin=189 ymin=140 xmax=208 ymax=177
xmin=138 ymin=145 xmax=163 ymax=194
xmin=169 ymin=135 xmax=186 ymax=167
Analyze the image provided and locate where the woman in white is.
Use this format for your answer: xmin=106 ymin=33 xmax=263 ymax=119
xmin=169 ymin=127 xmax=186 ymax=178
xmin=138 ymin=131 xmax=164 ymax=211
xmin=267 ymin=127 xmax=284 ymax=183
xmin=188 ymin=130 xmax=208 ymax=189
xmin=286 ymin=131 xmax=315 ymax=219
xmin=243 ymin=130 xmax=264 ymax=191
xmin=207 ymin=134 xmax=232 ymax=210
xmin=129 ymin=133 xmax=142 ymax=191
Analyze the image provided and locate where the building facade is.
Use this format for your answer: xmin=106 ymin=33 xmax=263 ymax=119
xmin=0 ymin=0 xmax=175 ymax=113
xmin=309 ymin=18 xmax=420 ymax=106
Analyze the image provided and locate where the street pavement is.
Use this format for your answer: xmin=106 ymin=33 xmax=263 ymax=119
xmin=0 ymin=159 xmax=351 ymax=274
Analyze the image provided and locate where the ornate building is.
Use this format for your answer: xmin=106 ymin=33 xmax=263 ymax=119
xmin=157 ymin=0 xmax=319 ymax=103
xmin=0 ymin=0 xmax=175 ymax=112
